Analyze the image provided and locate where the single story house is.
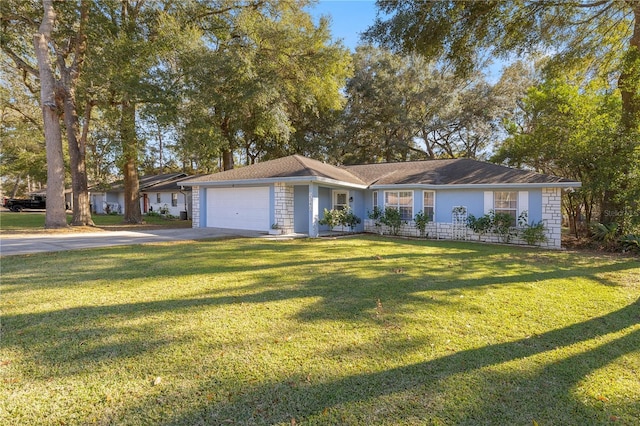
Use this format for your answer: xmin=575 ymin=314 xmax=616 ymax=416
xmin=91 ymin=173 xmax=193 ymax=218
xmin=180 ymin=155 xmax=581 ymax=248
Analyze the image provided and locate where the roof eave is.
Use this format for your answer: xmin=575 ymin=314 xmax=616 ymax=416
xmin=180 ymin=176 xmax=368 ymax=189
xmin=370 ymin=182 xmax=582 ymax=190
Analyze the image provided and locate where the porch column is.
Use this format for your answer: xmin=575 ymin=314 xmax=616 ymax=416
xmin=191 ymin=186 xmax=200 ymax=228
xmin=308 ymin=183 xmax=319 ymax=237
xmin=274 ymin=182 xmax=294 ymax=234
xmin=541 ymin=187 xmax=562 ymax=249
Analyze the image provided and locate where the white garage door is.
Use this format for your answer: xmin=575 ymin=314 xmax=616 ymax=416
xmin=206 ymin=187 xmax=270 ymax=231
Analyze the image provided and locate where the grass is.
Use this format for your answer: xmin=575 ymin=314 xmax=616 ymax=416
xmin=1 ymin=236 xmax=639 ymax=425
xmin=0 ymin=210 xmax=190 ymax=232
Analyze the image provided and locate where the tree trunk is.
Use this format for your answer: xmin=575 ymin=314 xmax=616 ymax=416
xmin=34 ymin=0 xmax=67 ymax=229
xmin=59 ymin=0 xmax=93 ymax=226
xmin=62 ymin=91 xmax=94 ymax=226
xmin=619 ymin=5 xmax=640 ymax=131
xmin=121 ymin=96 xmax=142 ymax=223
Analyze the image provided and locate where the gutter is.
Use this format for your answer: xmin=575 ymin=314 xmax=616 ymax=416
xmin=178 ymin=176 xmax=369 ymax=190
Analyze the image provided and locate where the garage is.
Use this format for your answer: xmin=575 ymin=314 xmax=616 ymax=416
xmin=206 ymin=187 xmax=270 ymax=231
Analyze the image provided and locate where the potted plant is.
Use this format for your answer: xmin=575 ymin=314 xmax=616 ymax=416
xmin=269 ymin=223 xmax=281 ymax=235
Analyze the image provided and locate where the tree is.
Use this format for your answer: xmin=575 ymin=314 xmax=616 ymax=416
xmin=367 ymin=0 xmax=640 ymax=224
xmin=2 ymin=0 xmax=95 ymax=226
xmin=31 ymin=0 xmax=67 ymax=227
xmin=493 ymin=78 xmax=634 ymax=233
xmin=366 ymin=1 xmax=640 ymax=131
xmin=339 ymin=46 xmax=522 ymax=163
xmin=178 ymin=1 xmax=351 ymax=170
xmin=0 ymin=59 xmax=47 ymax=197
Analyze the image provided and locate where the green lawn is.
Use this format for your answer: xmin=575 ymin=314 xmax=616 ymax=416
xmin=0 ymin=210 xmax=190 ymax=232
xmin=1 ymin=236 xmax=638 ymax=425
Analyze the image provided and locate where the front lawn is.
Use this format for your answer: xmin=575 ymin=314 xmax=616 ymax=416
xmin=0 ymin=210 xmax=190 ymax=232
xmin=1 ymin=236 xmax=638 ymax=425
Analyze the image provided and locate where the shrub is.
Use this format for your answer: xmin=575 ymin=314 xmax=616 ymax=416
xmin=491 ymin=211 xmax=517 ymax=243
xmin=343 ymin=209 xmax=362 ymax=231
xmin=381 ymin=207 xmax=405 ymax=236
xmin=591 ymin=222 xmax=620 ymax=250
xmin=620 ymin=234 xmax=640 ymax=253
xmin=520 ymin=220 xmax=548 ymax=246
xmin=467 ymin=214 xmax=492 ymax=241
xmin=414 ymin=210 xmax=432 ymax=238
xmin=319 ymin=208 xmax=342 ymax=229
xmin=368 ymin=206 xmax=384 ymax=234
xmin=320 ymin=208 xmax=361 ymax=232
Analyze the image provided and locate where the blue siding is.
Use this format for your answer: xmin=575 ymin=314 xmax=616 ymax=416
xmin=294 ymin=185 xmax=309 ymax=233
xmin=435 ymin=190 xmax=484 ymax=221
xmin=349 ymin=189 xmax=366 ymax=232
xmin=318 ymin=187 xmax=332 ymax=231
xmin=528 ymin=190 xmax=543 ymax=223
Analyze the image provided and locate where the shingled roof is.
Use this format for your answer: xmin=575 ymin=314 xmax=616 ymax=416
xmin=181 ymin=155 xmax=579 ymax=187
xmin=344 ymin=158 xmax=577 ymax=186
xmin=183 ymin=155 xmax=367 ymax=186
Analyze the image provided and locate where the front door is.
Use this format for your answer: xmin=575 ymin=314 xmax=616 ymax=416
xmin=332 ymin=190 xmax=349 ymax=231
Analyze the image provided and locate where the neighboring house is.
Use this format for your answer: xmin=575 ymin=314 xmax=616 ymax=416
xmin=180 ymin=155 xmax=581 ymax=248
xmin=140 ymin=175 xmax=194 ymax=218
xmin=91 ymin=173 xmax=192 ymax=218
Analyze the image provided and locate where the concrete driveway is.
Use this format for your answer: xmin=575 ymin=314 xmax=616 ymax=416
xmin=0 ymin=227 xmax=265 ymax=256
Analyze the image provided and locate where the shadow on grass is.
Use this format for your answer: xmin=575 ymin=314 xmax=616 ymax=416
xmin=76 ymin=298 xmax=638 ymax=425
xmin=2 ymin=237 xmax=639 ymax=423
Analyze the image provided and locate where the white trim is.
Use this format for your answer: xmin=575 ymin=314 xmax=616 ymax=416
xmin=371 ymin=182 xmax=581 ymax=190
xmin=484 ymin=191 xmax=493 ymax=215
xmin=518 ymin=191 xmax=529 ymax=216
xmin=423 ymin=190 xmax=435 ymax=222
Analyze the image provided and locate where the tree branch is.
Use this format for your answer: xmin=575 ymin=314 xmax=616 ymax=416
xmin=1 ymin=45 xmax=39 ymax=77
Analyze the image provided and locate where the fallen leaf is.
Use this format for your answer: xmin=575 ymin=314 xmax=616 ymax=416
xmin=0 ymin=360 xmax=11 ymax=367
xmin=596 ymin=395 xmax=609 ymax=402
xmin=152 ymin=377 xmax=162 ymax=386
xmin=291 ymin=418 xmax=296 ymax=426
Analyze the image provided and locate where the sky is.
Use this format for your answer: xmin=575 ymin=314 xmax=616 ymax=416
xmin=308 ymin=0 xmax=379 ymax=50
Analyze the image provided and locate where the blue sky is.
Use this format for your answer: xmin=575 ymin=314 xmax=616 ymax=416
xmin=308 ymin=0 xmax=378 ymax=50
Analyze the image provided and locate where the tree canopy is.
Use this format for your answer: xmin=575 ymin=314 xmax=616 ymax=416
xmin=366 ymin=0 xmax=640 ymax=130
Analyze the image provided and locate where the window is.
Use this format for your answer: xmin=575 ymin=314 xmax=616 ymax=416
xmin=372 ymin=191 xmax=378 ymax=209
xmin=333 ymin=191 xmax=348 ymax=210
xmin=156 ymin=193 xmax=161 ymax=203
xmin=384 ymin=191 xmax=413 ymax=221
xmin=171 ymin=193 xmax=178 ymax=207
xmin=494 ymin=191 xmax=517 ymax=224
xmin=423 ymin=191 xmax=435 ymax=221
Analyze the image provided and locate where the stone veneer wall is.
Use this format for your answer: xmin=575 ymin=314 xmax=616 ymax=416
xmin=274 ymin=183 xmax=294 ymax=234
xmin=191 ymin=186 xmax=200 ymax=228
xmin=541 ymin=187 xmax=562 ymax=249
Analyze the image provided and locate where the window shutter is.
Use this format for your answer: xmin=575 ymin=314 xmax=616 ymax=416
xmin=484 ymin=191 xmax=493 ymax=214
xmin=518 ymin=191 xmax=529 ymax=216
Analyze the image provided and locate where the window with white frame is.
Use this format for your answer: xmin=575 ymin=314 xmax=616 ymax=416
xmin=372 ymin=191 xmax=378 ymax=209
xmin=384 ymin=191 xmax=413 ymax=221
xmin=333 ymin=191 xmax=348 ymax=210
xmin=494 ymin=191 xmax=517 ymax=223
xmin=171 ymin=193 xmax=178 ymax=207
xmin=423 ymin=191 xmax=435 ymax=221
xmin=156 ymin=193 xmax=161 ymax=203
